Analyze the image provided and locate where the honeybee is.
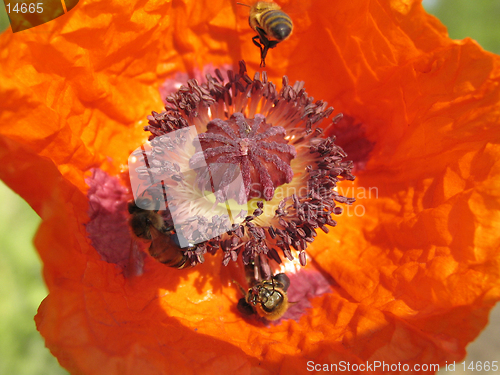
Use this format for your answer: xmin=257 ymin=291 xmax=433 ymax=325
xmin=237 ymin=1 xmax=293 ymax=67
xmin=128 ymin=198 xmax=193 ymax=269
xmin=235 ymin=261 xmax=290 ymax=321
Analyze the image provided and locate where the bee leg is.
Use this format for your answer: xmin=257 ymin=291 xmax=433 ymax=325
xmin=255 ymin=28 xmax=280 ymax=68
xmin=267 ymin=40 xmax=279 ymax=49
xmin=252 ymin=34 xmax=264 ymax=50
xmin=255 ymin=29 xmax=272 ymax=67
xmin=260 ymin=39 xmax=281 ymax=67
xmin=252 ymin=35 xmax=266 ymax=67
xmin=233 ymin=280 xmax=255 ymax=316
xmin=260 ymin=46 xmax=269 ymax=67
xmin=237 ymin=298 xmax=255 ymax=317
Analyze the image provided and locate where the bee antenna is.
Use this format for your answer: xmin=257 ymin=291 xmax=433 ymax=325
xmin=232 ymin=280 xmax=247 ymax=296
xmin=236 ymin=2 xmax=250 ymax=7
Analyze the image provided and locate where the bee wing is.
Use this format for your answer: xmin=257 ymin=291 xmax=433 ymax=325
xmin=124 ymin=239 xmax=145 ymax=278
xmin=273 ymin=273 xmax=290 ymax=292
xmin=148 ymin=225 xmax=173 ymax=258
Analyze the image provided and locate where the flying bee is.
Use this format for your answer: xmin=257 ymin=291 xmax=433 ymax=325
xmin=235 ymin=260 xmax=291 ymax=321
xmin=237 ymin=1 xmax=293 ymax=67
xmin=128 ymin=198 xmax=193 ymax=269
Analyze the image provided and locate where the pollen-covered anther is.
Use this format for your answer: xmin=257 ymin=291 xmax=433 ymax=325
xmin=191 ymin=112 xmax=297 ymax=204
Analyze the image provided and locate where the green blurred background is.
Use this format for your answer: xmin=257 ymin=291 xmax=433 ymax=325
xmin=0 ymin=1 xmax=499 ymax=374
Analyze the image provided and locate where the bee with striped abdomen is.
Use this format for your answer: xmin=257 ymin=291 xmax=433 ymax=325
xmin=128 ymin=198 xmax=193 ymax=269
xmin=238 ymin=1 xmax=293 ymax=67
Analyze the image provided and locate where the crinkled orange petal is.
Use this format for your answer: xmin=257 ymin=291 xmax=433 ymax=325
xmin=1 ymin=0 xmax=500 ymax=374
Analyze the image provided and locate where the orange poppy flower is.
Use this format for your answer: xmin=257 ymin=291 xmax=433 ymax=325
xmin=1 ymin=0 xmax=500 ymax=374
